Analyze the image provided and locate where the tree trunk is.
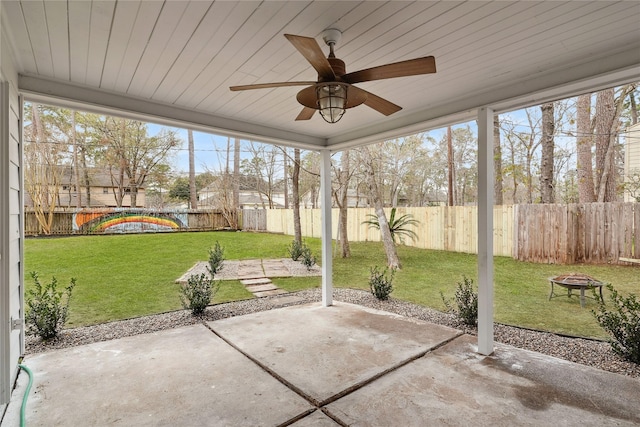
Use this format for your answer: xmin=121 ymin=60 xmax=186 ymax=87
xmin=130 ymin=184 xmax=138 ymax=207
xmin=493 ymin=115 xmax=503 ymax=205
xmin=595 ymin=85 xmax=635 ymax=202
xmin=233 ymin=138 xmax=240 ymax=210
xmin=188 ymin=129 xmax=197 ymax=209
xmin=80 ymin=147 xmax=91 ymax=207
xmin=540 ymin=102 xmax=555 ymax=203
xmin=283 ymin=148 xmax=289 ymax=209
xmin=292 ymin=148 xmax=302 ymax=244
xmin=630 ymin=91 xmax=638 ymax=125
xmin=338 ymin=150 xmax=351 ymax=258
xmin=363 ymin=147 xmax=400 ymax=269
xmin=71 ymin=111 xmax=82 ymax=208
xmin=447 ymin=126 xmax=455 ymax=206
xmin=576 ymin=94 xmax=596 ymax=202
xmin=595 ymin=89 xmax=617 ymax=202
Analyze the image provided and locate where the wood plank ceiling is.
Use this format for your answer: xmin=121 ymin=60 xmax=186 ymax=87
xmin=3 ymin=0 xmax=640 ymax=149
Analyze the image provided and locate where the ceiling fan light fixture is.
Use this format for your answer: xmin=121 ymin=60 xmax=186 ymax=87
xmin=316 ymin=83 xmax=348 ymax=123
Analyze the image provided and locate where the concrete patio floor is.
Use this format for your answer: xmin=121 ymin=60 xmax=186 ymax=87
xmin=3 ymin=302 xmax=639 ymax=426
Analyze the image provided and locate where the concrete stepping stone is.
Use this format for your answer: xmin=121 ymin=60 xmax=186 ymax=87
xmin=237 ymin=260 xmax=265 ymax=279
xmin=245 ymin=283 xmax=279 ymax=293
xmin=241 ymin=278 xmax=272 ymax=286
xmin=262 ymin=260 xmax=291 ymax=277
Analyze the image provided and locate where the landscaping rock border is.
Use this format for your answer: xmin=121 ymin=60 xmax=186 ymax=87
xmin=24 ymin=288 xmax=640 ymax=379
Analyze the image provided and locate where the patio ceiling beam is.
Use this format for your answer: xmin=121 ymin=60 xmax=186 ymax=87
xmin=18 ymin=75 xmax=327 ymax=151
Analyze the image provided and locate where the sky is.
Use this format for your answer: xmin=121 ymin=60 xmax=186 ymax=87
xmin=148 ymin=121 xmax=479 ymax=176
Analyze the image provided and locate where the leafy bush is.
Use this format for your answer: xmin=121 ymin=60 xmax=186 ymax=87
xmin=362 ymin=207 xmax=420 ymax=244
xmin=369 ymin=266 xmax=395 ymax=300
xmin=180 ymin=273 xmax=219 ymax=316
xmin=301 ymin=245 xmax=317 ymax=270
xmin=207 ymin=241 xmax=225 ymax=277
xmin=441 ymin=276 xmax=478 ymax=326
xmin=289 ymin=240 xmax=316 ymax=269
xmin=288 ymin=240 xmax=304 ymax=261
xmin=26 ymin=271 xmax=76 ymax=340
xmin=592 ymin=284 xmax=640 ymax=364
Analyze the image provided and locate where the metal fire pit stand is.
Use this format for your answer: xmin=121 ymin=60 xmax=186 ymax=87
xmin=548 ymin=274 xmax=604 ymax=308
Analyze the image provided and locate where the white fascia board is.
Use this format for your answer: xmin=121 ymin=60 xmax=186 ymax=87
xmin=18 ymin=75 xmax=327 ymax=150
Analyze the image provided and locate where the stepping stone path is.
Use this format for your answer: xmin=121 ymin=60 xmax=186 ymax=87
xmin=235 ymin=259 xmax=289 ymax=298
xmin=177 ymin=258 xmax=319 ymax=300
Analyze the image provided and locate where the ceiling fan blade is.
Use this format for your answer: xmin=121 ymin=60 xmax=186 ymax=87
xmin=230 ymin=81 xmax=315 ymax=91
xmin=350 ymin=86 xmax=402 ymax=116
xmin=295 ymin=107 xmax=316 ymax=121
xmin=342 ymin=56 xmax=436 ymax=84
xmin=284 ymin=34 xmax=335 ymax=81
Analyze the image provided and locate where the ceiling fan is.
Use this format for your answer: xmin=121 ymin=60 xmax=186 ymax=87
xmin=229 ymin=29 xmax=436 ymax=123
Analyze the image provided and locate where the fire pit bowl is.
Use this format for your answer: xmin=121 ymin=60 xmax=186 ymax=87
xmin=548 ymin=273 xmax=604 ymax=308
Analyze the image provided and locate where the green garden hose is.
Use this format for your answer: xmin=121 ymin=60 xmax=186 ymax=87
xmin=18 ymin=364 xmax=33 ymax=427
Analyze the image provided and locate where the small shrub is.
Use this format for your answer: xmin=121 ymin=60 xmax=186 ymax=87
xmin=441 ymin=276 xmax=478 ymax=326
xmin=207 ymin=241 xmax=225 ymax=277
xmin=25 ymin=271 xmax=76 ymax=340
xmin=288 ymin=240 xmax=304 ymax=261
xmin=592 ymin=284 xmax=640 ymax=364
xmin=301 ymin=246 xmax=317 ymax=270
xmin=369 ymin=266 xmax=395 ymax=300
xmin=180 ymin=273 xmax=219 ymax=316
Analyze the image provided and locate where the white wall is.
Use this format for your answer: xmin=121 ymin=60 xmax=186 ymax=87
xmin=0 ymin=4 xmax=24 ymax=407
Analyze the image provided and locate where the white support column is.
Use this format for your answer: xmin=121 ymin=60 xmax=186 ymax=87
xmin=477 ymin=107 xmax=494 ymax=355
xmin=320 ymin=149 xmax=333 ymax=307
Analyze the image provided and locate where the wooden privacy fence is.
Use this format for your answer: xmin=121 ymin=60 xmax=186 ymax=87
xmin=266 ymin=203 xmax=639 ymax=264
xmin=25 ymin=208 xmax=231 ymax=235
xmin=265 ymin=206 xmax=515 ymax=257
xmin=240 ymin=209 xmax=267 ymax=231
xmin=24 ymin=203 xmax=640 ymax=264
xmin=515 ymin=203 xmax=640 ymax=264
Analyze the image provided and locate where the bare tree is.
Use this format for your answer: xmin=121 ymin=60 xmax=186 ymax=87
xmin=333 ymin=149 xmax=352 ymax=258
xmin=594 ymin=85 xmax=635 ymax=202
xmin=188 ymin=129 xmax=197 ymax=209
xmin=447 ymin=126 xmax=455 ymax=206
xmin=493 ymin=115 xmax=504 ymax=205
xmin=24 ymin=104 xmax=64 ymax=234
xmin=97 ymin=118 xmax=180 ymax=207
xmin=71 ymin=110 xmax=82 ymax=208
xmin=540 ymin=102 xmax=555 ymax=203
xmin=292 ymin=148 xmax=302 ymax=243
xmin=241 ymin=142 xmax=283 ymax=208
xmin=361 ymin=146 xmax=400 ymax=269
xmin=233 ymin=138 xmax=240 ymax=210
xmin=576 ymin=94 xmax=596 ymax=202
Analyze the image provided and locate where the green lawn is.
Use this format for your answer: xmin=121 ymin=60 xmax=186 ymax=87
xmin=25 ymin=232 xmax=639 ymax=338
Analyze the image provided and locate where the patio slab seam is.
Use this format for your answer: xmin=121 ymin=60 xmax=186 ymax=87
xmin=204 ymin=314 xmax=466 ymax=411
xmin=316 ymin=330 xmax=466 ymax=407
xmin=202 ymin=320 xmax=318 ymax=406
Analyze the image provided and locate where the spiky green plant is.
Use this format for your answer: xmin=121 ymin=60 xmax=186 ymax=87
xmin=362 ymin=207 xmax=419 ymax=244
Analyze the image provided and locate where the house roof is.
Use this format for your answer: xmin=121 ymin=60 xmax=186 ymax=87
xmin=58 ymin=166 xmax=144 ymax=189
xmin=4 ymin=1 xmax=639 ymax=151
